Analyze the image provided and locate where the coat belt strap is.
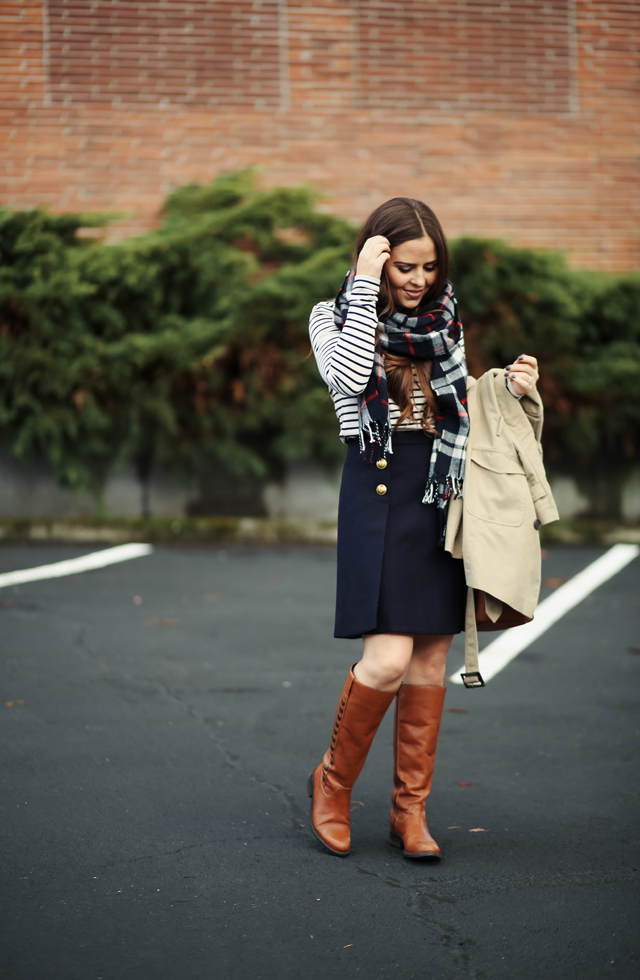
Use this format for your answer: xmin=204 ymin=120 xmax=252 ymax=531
xmin=461 ymin=588 xmax=486 ymax=688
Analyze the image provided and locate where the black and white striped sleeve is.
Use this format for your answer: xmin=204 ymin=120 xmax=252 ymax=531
xmin=309 ymin=276 xmax=380 ymax=396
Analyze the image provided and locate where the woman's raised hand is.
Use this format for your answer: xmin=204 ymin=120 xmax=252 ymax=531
xmin=356 ymin=236 xmax=391 ymax=280
xmin=505 ymin=354 xmax=539 ymax=397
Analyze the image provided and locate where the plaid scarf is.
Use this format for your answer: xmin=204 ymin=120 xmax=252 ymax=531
xmin=334 ymin=270 xmax=469 ymax=545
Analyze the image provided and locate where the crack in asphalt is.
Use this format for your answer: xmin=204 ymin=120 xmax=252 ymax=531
xmin=411 ymin=866 xmax=638 ymax=893
xmin=349 ymin=860 xmax=637 ymax=963
xmin=71 ymin=621 xmax=638 ymax=970
xmin=72 ymin=625 xmax=311 ymax=839
xmin=71 ymin=626 xmax=310 ymax=839
xmin=94 ymin=837 xmax=266 ymax=871
xmin=354 ymin=860 xmax=469 ymax=957
xmin=156 ymin=682 xmax=308 ymax=835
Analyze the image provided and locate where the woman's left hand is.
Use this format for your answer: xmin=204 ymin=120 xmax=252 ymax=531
xmin=505 ymin=354 xmax=539 ymax=397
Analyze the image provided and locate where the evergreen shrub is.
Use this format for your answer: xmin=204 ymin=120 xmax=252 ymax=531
xmin=0 ymin=171 xmax=638 ymax=515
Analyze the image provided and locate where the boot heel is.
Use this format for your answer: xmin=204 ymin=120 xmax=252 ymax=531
xmin=389 ymin=831 xmax=403 ymax=849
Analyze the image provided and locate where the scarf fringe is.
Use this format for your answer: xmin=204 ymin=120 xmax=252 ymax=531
xmin=359 ymin=420 xmax=393 ymax=458
xmin=422 ymin=475 xmax=464 ymax=506
xmin=423 ymin=476 xmax=464 ymax=547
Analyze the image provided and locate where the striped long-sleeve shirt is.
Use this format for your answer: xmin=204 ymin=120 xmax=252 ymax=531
xmin=309 ymin=275 xmax=428 ymax=441
xmin=309 ymin=274 xmax=521 ymax=443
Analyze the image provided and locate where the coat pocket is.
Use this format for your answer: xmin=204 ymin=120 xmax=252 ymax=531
xmin=466 ymin=447 xmax=527 ymax=527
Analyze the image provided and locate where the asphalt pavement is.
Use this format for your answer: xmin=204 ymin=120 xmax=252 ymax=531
xmin=0 ymin=543 xmax=639 ymax=980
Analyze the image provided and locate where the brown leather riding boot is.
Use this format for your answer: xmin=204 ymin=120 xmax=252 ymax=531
xmin=308 ymin=665 xmax=396 ymax=856
xmin=389 ymin=683 xmax=446 ymax=859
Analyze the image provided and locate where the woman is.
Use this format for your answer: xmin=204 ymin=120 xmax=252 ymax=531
xmin=307 ymin=198 xmax=539 ymax=859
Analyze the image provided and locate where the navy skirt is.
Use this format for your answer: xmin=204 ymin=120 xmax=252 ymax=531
xmin=334 ymin=430 xmax=466 ymax=639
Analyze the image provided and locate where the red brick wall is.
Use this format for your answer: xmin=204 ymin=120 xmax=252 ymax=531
xmin=1 ymin=0 xmax=638 ymax=270
xmin=48 ymin=1 xmax=283 ymax=108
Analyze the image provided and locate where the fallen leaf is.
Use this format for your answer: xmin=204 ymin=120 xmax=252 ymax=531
xmin=344 ymin=944 xmax=353 ymax=948
xmin=144 ymin=617 xmax=181 ymax=628
xmin=6 ymin=700 xmax=24 ymax=707
xmin=448 ymin=825 xmax=461 ymax=829
xmin=457 ymin=781 xmax=476 ymax=786
xmin=543 ymin=577 xmax=569 ymax=588
xmin=469 ymin=828 xmax=487 ymax=832
xmin=446 ymin=707 xmax=468 ymax=714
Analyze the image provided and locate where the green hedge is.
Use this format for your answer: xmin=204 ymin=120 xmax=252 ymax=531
xmin=1 ymin=170 xmax=638 ymax=514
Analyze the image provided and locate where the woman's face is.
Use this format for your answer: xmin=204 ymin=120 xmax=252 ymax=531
xmin=385 ymin=236 xmax=438 ymax=310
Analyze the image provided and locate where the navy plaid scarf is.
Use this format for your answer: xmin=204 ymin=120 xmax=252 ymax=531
xmin=334 ymin=270 xmax=469 ymax=545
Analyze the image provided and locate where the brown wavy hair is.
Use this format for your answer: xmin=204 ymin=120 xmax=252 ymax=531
xmin=353 ymin=198 xmax=449 ymax=435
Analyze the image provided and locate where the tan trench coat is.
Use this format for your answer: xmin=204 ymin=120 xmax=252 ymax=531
xmin=445 ymin=369 xmax=559 ymax=684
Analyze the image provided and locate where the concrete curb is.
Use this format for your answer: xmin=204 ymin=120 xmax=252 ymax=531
xmin=0 ymin=517 xmax=638 ymax=547
xmin=540 ymin=519 xmax=640 ymax=546
xmin=0 ymin=516 xmax=339 ymax=546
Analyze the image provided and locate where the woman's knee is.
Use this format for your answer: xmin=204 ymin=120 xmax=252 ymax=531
xmin=359 ymin=635 xmax=413 ymax=688
xmin=372 ymin=655 xmax=408 ymax=687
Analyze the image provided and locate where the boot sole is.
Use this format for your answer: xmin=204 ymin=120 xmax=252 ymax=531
xmin=307 ymin=771 xmax=351 ymax=857
xmin=389 ymin=831 xmax=441 ymax=860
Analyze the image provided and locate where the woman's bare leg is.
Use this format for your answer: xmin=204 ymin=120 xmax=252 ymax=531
xmin=355 ymin=633 xmax=415 ymax=691
xmin=403 ymin=634 xmax=454 ymax=686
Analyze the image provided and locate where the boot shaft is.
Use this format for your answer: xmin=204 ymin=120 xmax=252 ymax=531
xmin=392 ymin=683 xmax=446 ymax=809
xmin=323 ymin=665 xmax=397 ymax=794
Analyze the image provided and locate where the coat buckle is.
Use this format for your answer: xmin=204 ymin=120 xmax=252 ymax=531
xmin=460 ymin=671 xmax=485 ymax=688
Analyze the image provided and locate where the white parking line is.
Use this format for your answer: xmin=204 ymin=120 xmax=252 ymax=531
xmin=450 ymin=543 xmax=640 ymax=685
xmin=0 ymin=543 xmax=154 ymax=588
